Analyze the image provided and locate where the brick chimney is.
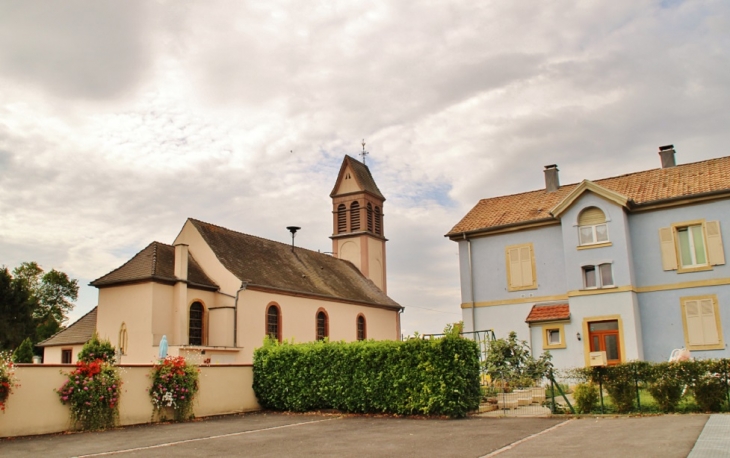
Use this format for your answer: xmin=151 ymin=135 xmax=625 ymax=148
xmin=658 ymin=145 xmax=676 ymax=168
xmin=544 ymin=164 xmax=560 ymax=192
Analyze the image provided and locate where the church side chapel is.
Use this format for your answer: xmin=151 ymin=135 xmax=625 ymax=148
xmin=40 ymin=155 xmax=403 ymax=364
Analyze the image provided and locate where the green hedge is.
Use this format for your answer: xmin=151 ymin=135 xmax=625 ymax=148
xmin=253 ymin=336 xmax=481 ymax=418
xmin=569 ymin=359 xmax=730 ymax=413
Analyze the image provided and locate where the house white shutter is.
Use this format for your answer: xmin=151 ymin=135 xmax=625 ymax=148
xmin=508 ymin=247 xmax=522 ymax=288
xmin=659 ymin=227 xmax=678 ymax=271
xmin=685 ymin=300 xmax=704 ymax=346
xmin=520 ymin=246 xmax=533 ymax=287
xmin=705 ymin=221 xmax=725 ymax=266
xmin=700 ymin=299 xmax=720 ymax=345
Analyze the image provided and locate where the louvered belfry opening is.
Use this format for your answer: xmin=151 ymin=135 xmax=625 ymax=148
xmin=367 ymin=203 xmax=374 ymax=232
xmin=337 ymin=204 xmax=347 ymax=233
xmin=374 ymin=206 xmax=382 ymax=235
xmin=350 ymin=201 xmax=360 ymax=231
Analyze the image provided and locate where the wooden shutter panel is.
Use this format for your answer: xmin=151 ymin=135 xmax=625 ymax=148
xmin=685 ymin=300 xmax=704 ymax=346
xmin=508 ymin=247 xmax=522 ymax=288
xmin=578 ymin=207 xmax=606 ymax=226
xmin=706 ymin=221 xmax=725 ymax=266
xmin=520 ymin=246 xmax=533 ymax=286
xmin=700 ymin=299 xmax=720 ymax=345
xmin=659 ymin=227 xmax=678 ymax=271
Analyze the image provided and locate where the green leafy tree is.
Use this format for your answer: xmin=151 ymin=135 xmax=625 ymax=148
xmin=0 ymin=267 xmax=36 ymax=351
xmin=12 ymin=337 xmax=34 ymax=363
xmin=11 ymin=262 xmax=79 ymax=343
xmin=78 ymin=334 xmax=116 ymax=364
xmin=484 ymin=331 xmax=552 ymax=388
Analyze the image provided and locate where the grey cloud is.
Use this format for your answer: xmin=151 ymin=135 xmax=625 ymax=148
xmin=0 ymin=1 xmax=153 ymax=99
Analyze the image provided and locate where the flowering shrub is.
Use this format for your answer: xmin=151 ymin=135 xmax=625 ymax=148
xmin=149 ymin=356 xmax=199 ymax=421
xmin=57 ymin=337 xmax=120 ymax=430
xmin=0 ymin=351 xmax=19 ymax=412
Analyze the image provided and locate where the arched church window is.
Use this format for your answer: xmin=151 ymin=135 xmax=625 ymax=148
xmin=316 ymin=309 xmax=329 ymax=341
xmin=357 ymin=315 xmax=366 ymax=341
xmin=337 ymin=204 xmax=347 ymax=233
xmin=189 ymin=302 xmax=204 ymax=346
xmin=374 ymin=206 xmax=382 ymax=235
xmin=266 ymin=303 xmax=281 ymax=342
xmin=367 ymin=203 xmax=374 ymax=232
xmin=350 ymin=202 xmax=360 ymax=231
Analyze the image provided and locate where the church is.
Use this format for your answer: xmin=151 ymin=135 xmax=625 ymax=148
xmin=39 ymin=155 xmax=403 ymax=364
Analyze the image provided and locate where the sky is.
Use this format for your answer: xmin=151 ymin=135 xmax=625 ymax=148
xmin=1 ymin=0 xmax=729 ymax=337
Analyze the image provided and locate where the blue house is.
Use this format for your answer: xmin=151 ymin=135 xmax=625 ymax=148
xmin=447 ymin=146 xmax=729 ymax=369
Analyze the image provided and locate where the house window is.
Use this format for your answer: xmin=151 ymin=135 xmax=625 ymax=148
xmin=350 ymin=202 xmax=360 ymax=231
xmin=578 ymin=207 xmax=608 ymax=246
xmin=374 ymin=206 xmax=382 ymax=235
xmin=505 ymin=243 xmax=537 ymax=291
xmin=61 ymin=349 xmax=72 ymax=364
xmin=677 ymin=225 xmax=707 ymax=268
xmin=542 ymin=324 xmax=566 ymax=349
xmin=316 ymin=309 xmax=329 ymax=341
xmin=337 ymin=204 xmax=347 ymax=233
xmin=189 ymin=301 xmax=204 ymax=346
xmin=681 ymin=295 xmax=724 ymax=350
xmin=357 ymin=315 xmax=366 ymax=341
xmin=118 ymin=322 xmax=128 ymax=355
xmin=582 ymin=263 xmax=613 ymax=289
xmin=266 ymin=303 xmax=281 ymax=342
xmin=660 ymin=220 xmax=725 ymax=272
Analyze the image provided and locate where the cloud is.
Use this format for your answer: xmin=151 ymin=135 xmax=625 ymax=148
xmin=0 ymin=1 xmax=153 ymax=99
xmin=1 ymin=0 xmax=729 ymax=335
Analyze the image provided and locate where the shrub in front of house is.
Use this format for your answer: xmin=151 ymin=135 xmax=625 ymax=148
xmin=253 ymin=335 xmax=481 ymax=418
xmin=149 ymin=356 xmax=200 ymax=421
xmin=56 ymin=336 xmax=120 ymax=430
xmin=0 ymin=351 xmax=18 ymax=412
xmin=573 ymin=382 xmax=599 ymax=414
xmin=646 ymin=362 xmax=685 ymax=412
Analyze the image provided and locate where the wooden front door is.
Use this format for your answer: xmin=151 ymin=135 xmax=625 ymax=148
xmin=589 ymin=320 xmax=621 ymax=365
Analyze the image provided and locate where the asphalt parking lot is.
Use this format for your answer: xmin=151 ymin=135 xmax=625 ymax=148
xmin=0 ymin=412 xmax=713 ymax=457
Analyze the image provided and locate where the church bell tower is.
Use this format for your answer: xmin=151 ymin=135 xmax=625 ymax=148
xmin=330 ymin=153 xmax=387 ymax=292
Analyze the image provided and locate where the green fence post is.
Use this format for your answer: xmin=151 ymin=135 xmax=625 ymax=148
xmin=634 ymin=363 xmax=641 ymax=412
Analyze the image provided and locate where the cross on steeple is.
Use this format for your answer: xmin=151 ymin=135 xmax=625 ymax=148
xmin=360 ymin=139 xmax=369 ymax=165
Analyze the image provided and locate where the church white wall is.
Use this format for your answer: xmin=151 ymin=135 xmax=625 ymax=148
xmin=238 ymin=289 xmax=399 ymax=363
xmin=97 ymin=283 xmax=157 ymax=364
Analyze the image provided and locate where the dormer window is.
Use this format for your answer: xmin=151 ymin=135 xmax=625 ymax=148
xmin=578 ymin=207 xmax=608 ymax=246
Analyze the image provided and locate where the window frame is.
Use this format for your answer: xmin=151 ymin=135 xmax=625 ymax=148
xmin=542 ymin=323 xmax=567 ymax=350
xmin=680 ymin=294 xmax=724 ymax=351
xmin=316 ymin=308 xmax=329 ymax=341
xmin=266 ymin=302 xmax=282 ymax=342
xmin=61 ymin=348 xmax=73 ymax=364
xmin=672 ymin=221 xmax=711 ymax=273
xmin=577 ymin=207 xmax=610 ymax=247
xmin=188 ymin=301 xmax=205 ymax=346
xmin=505 ymin=243 xmax=537 ymax=292
xmin=582 ymin=263 xmax=614 ymax=290
xmin=356 ymin=314 xmax=367 ymax=341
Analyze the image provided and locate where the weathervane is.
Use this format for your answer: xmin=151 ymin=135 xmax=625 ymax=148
xmin=360 ymin=139 xmax=369 ymax=165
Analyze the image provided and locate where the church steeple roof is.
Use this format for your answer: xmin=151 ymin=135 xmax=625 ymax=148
xmin=330 ymin=155 xmax=385 ymax=200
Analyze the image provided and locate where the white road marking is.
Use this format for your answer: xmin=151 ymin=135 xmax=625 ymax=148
xmin=479 ymin=419 xmax=575 ymax=458
xmin=74 ymin=417 xmax=341 ymax=457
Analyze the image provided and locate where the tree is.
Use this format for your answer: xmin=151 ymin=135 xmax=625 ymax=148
xmin=12 ymin=262 xmax=79 ymax=342
xmin=0 ymin=267 xmax=36 ymax=351
xmin=484 ymin=331 xmax=552 ymax=388
xmin=12 ymin=338 xmax=34 ymax=363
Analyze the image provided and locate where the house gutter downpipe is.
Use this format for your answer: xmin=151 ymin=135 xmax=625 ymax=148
xmin=463 ymin=233 xmax=476 ymax=332
xmin=234 ymin=282 xmax=248 ymax=348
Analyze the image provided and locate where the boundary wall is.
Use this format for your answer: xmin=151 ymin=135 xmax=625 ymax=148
xmin=0 ymin=364 xmax=260 ymax=438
